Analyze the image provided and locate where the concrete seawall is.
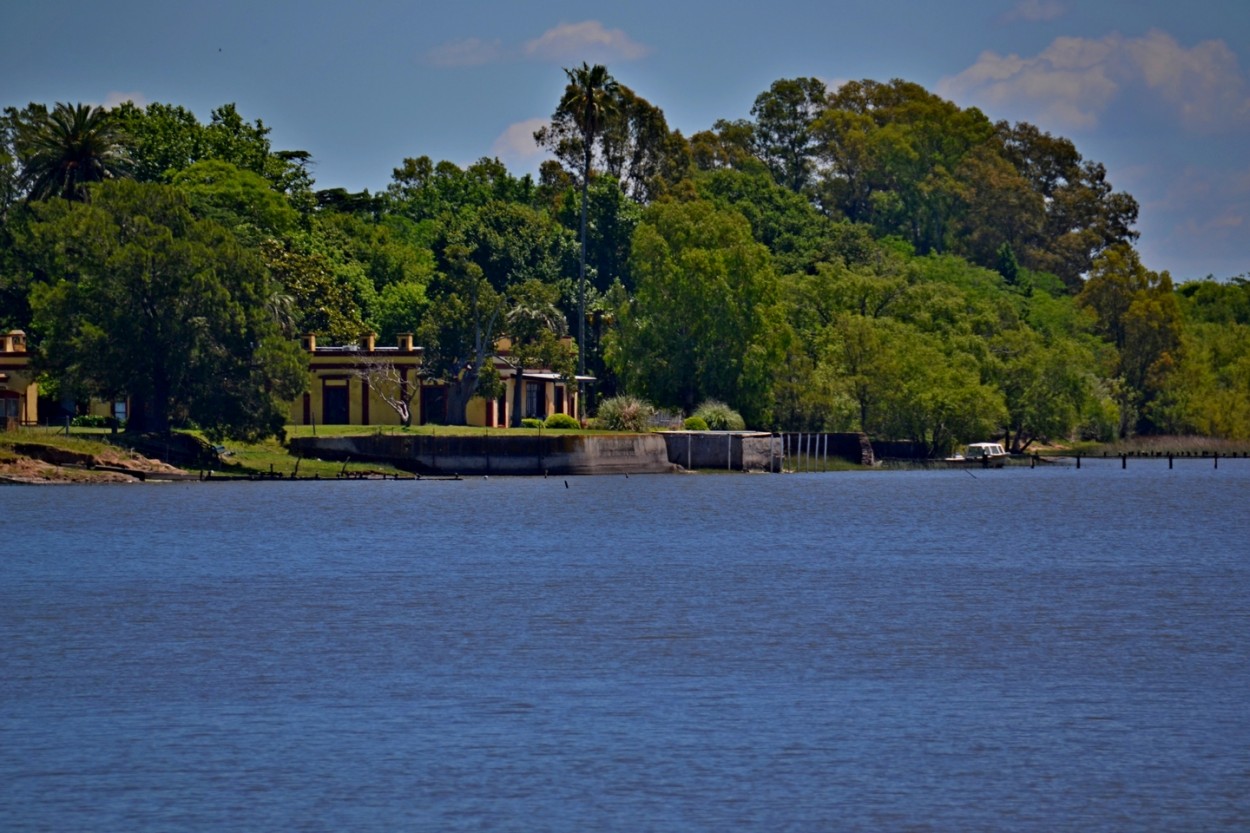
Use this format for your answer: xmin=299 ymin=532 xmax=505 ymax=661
xmin=290 ymin=433 xmax=678 ymax=476
xmin=662 ymin=431 xmax=782 ymax=472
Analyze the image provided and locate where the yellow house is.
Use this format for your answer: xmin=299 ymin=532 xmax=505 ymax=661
xmin=0 ymin=330 xmax=38 ymax=429
xmin=290 ymin=333 xmax=587 ymax=428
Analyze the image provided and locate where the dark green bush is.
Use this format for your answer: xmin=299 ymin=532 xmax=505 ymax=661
xmin=70 ymin=414 xmax=119 ymax=429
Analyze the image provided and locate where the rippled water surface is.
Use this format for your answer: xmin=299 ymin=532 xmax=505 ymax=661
xmin=2 ymin=461 xmax=1248 ymax=831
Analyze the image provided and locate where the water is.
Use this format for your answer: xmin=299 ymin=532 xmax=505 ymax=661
xmin=2 ymin=462 xmax=1248 ymax=831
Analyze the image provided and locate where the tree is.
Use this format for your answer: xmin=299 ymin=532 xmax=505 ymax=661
xmin=611 ymin=200 xmax=780 ymax=425
xmin=416 ymin=245 xmax=506 ymax=425
xmin=996 ymin=121 xmax=1138 ymax=290
xmin=990 ymin=328 xmax=1092 ymax=452
xmin=21 ymin=179 xmax=305 ymax=438
xmin=504 ymin=279 xmax=575 ymax=426
xmin=1077 ymin=244 xmax=1183 ymax=435
xmin=690 ymin=119 xmax=764 ymax=174
xmin=353 ymin=359 xmax=420 ymax=427
xmin=260 ymin=240 xmax=367 ymax=342
xmin=13 ymin=102 xmax=131 ymax=201
xmin=750 ymin=77 xmax=827 ymax=193
xmin=171 ymin=159 xmax=300 ymax=244
xmin=538 ymin=63 xmax=621 ymax=380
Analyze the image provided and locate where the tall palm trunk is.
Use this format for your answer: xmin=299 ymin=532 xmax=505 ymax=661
xmin=578 ymin=143 xmax=590 ymax=380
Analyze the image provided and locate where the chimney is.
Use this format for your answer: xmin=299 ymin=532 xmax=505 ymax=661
xmin=397 ymin=333 xmax=414 ymax=352
xmin=360 ymin=332 xmax=377 ymax=352
xmin=300 ymin=333 xmax=317 ymax=352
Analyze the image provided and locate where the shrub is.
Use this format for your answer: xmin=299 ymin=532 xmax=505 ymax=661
xmin=596 ymin=395 xmax=657 ymax=432
xmin=693 ymin=400 xmax=746 ymax=431
xmin=520 ymin=418 xmax=544 ymax=429
xmin=70 ymin=414 xmax=119 ymax=429
xmin=683 ymin=416 xmax=710 ymax=431
xmin=544 ymin=413 xmax=580 ymax=430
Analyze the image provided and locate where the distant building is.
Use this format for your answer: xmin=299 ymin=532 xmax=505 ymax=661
xmin=0 ymin=331 xmax=38 ymax=429
xmin=291 ymin=333 xmax=589 ymax=428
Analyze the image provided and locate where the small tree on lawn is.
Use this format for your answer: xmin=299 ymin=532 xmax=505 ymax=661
xmin=353 ymin=359 xmax=421 ymax=428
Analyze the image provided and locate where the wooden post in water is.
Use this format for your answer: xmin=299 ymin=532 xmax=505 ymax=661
xmin=1169 ymin=453 xmax=1173 ymax=469
xmin=1122 ymin=453 xmax=1127 ymax=469
xmin=727 ymin=432 xmax=732 ymax=472
xmin=1215 ymin=452 xmax=1219 ymax=470
xmin=1077 ymin=454 xmax=1081 ymax=469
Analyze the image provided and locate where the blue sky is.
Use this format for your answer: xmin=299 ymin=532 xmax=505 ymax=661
xmin=3 ymin=0 xmax=1248 ymax=280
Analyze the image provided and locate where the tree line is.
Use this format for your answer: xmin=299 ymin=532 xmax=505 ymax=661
xmin=1 ymin=68 xmax=1247 ymax=448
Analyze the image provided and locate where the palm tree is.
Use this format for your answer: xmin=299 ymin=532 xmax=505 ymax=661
xmin=557 ymin=63 xmax=619 ymax=381
xmin=17 ymin=102 xmax=131 ymax=201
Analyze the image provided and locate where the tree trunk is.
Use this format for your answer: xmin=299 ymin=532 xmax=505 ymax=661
xmin=445 ymin=372 xmax=477 ymax=426
xmin=511 ymin=368 xmax=525 ymax=428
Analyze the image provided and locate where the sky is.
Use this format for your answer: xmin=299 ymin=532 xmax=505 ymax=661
xmin=3 ymin=0 xmax=1249 ymax=281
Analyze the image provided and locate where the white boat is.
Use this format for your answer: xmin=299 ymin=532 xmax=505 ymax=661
xmin=944 ymin=442 xmax=1010 ymax=467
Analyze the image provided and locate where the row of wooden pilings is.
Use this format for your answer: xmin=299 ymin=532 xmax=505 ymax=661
xmin=779 ymin=432 xmax=871 ymax=472
xmin=1074 ymin=451 xmax=1240 ymax=469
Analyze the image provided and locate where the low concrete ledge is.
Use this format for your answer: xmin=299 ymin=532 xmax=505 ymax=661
xmin=662 ymin=431 xmax=782 ymax=472
xmin=289 ymin=433 xmax=678 ymax=476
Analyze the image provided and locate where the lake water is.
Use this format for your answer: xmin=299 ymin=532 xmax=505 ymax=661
xmin=2 ymin=461 xmax=1248 ymax=832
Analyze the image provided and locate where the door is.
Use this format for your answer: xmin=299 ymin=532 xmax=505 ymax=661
xmin=322 ymin=380 xmax=349 ymax=424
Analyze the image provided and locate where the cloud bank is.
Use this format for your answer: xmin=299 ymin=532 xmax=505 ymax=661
xmin=491 ymin=118 xmax=551 ymax=168
xmin=523 ymin=21 xmax=650 ymax=63
xmin=426 ymin=38 xmax=505 ymax=68
xmin=426 ymin=20 xmax=649 ymax=67
xmin=940 ymin=29 xmax=1250 ymax=131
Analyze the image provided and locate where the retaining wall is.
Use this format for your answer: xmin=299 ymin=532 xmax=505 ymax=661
xmin=289 ymin=433 xmax=678 ymax=476
xmin=662 ymin=432 xmax=781 ymax=471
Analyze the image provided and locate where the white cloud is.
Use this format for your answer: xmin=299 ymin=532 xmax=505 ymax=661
xmin=1004 ymin=0 xmax=1065 ymax=23
xmin=101 ymin=91 xmax=148 ymax=109
xmin=939 ymin=29 xmax=1250 ymax=131
xmin=425 ymin=37 xmax=506 ymax=68
xmin=523 ymin=21 xmax=650 ymax=63
xmin=491 ymin=118 xmax=551 ymax=168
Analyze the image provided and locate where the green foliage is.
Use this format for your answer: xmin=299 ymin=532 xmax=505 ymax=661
xmin=520 ymin=417 xmax=544 ymax=429
xmin=1 ymin=77 xmax=1230 ymax=448
xmin=113 ymin=101 xmax=313 ymax=199
xmin=682 ymin=415 xmax=709 ymax=431
xmin=12 ymin=102 xmax=131 ymax=201
xmin=692 ymin=401 xmax=745 ymax=431
xmin=595 ymin=395 xmax=656 ymax=432
xmin=21 ymin=179 xmax=305 ymax=439
xmin=611 ymin=199 xmax=780 ymax=426
xmin=71 ymin=414 xmax=118 ymax=428
xmin=750 ymin=76 xmax=827 ymax=193
xmin=172 ymin=159 xmax=299 ymax=244
xmin=544 ymin=412 xmax=580 ymax=430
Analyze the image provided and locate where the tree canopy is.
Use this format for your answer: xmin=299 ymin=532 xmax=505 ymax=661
xmin=2 ymin=76 xmax=1246 ymax=445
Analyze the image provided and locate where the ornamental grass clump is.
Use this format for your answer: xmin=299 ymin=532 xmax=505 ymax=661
xmin=596 ymin=395 xmax=656 ymax=432
xmin=693 ymin=400 xmax=746 ymax=431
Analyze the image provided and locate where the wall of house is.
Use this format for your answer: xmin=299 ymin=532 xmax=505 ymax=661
xmin=0 ymin=331 xmax=38 ymax=427
xmin=289 ymin=333 xmax=582 ymax=428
